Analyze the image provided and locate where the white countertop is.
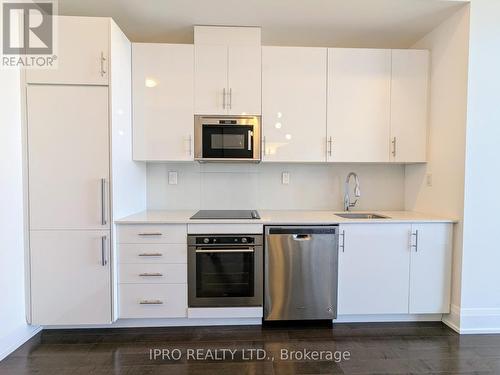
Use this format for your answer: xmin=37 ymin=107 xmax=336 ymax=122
xmin=115 ymin=210 xmax=457 ymax=225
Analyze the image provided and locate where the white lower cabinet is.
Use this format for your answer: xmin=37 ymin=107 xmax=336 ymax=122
xmin=118 ymin=224 xmax=187 ymax=244
xmin=31 ymin=230 xmax=111 ymax=325
xmin=338 ymin=224 xmax=411 ymax=315
xmin=120 ymin=284 xmax=187 ymax=319
xmin=117 ymin=224 xmax=188 ymax=318
xmin=338 ymin=223 xmax=452 ymax=316
xmin=409 ymin=224 xmax=452 ymax=314
xmin=119 ymin=264 xmax=187 ymax=284
xmin=119 ymin=244 xmax=187 ymax=264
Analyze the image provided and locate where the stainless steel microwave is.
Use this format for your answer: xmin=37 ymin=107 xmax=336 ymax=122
xmin=194 ymin=115 xmax=261 ymax=162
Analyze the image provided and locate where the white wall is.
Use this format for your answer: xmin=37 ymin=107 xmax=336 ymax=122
xmin=0 ymin=68 xmax=40 ymax=359
xmin=147 ymin=163 xmax=405 ymax=211
xmin=459 ymin=0 xmax=500 ymax=333
xmin=404 ymin=5 xmax=470 ymax=330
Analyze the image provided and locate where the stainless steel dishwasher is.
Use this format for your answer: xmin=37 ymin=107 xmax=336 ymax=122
xmin=264 ymin=226 xmax=339 ymax=321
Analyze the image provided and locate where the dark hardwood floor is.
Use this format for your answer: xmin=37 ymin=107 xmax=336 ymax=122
xmin=2 ymin=322 xmax=500 ymax=374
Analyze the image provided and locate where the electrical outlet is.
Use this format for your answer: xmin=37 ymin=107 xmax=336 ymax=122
xmin=282 ymin=172 xmax=290 ymax=185
xmin=168 ymin=171 xmax=178 ymax=185
xmin=426 ymin=173 xmax=433 ymax=187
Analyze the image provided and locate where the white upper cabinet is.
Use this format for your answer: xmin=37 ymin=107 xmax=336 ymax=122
xmin=26 ymin=16 xmax=109 ymax=85
xmin=409 ymin=224 xmax=452 ymax=314
xmin=262 ymin=46 xmax=327 ymax=162
xmin=338 ymin=224 xmax=411 ymax=315
xmin=194 ymin=26 xmax=261 ymax=115
xmin=27 ymin=85 xmax=110 ymax=230
xmin=327 ymin=48 xmax=392 ymax=162
xmin=132 ymin=43 xmax=194 ymax=161
xmin=227 ymin=45 xmax=262 ymax=115
xmin=194 ymin=44 xmax=228 ymax=115
xmin=390 ymin=50 xmax=429 ymax=163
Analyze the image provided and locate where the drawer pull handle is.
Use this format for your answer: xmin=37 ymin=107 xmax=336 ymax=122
xmin=139 ymin=273 xmax=164 ymax=277
xmin=139 ymin=299 xmax=163 ymax=305
xmin=138 ymin=233 xmax=163 ymax=236
xmin=138 ymin=253 xmax=163 ymax=257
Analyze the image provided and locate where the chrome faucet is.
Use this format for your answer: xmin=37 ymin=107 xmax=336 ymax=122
xmin=344 ymin=172 xmax=361 ymax=211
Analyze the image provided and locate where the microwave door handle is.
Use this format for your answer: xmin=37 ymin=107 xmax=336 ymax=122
xmin=248 ymin=130 xmax=252 ymax=151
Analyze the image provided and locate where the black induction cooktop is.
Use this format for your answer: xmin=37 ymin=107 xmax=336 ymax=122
xmin=190 ymin=210 xmax=261 ymax=220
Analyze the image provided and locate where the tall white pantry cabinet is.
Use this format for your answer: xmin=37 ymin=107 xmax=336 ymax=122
xmin=25 ymin=16 xmax=145 ymax=325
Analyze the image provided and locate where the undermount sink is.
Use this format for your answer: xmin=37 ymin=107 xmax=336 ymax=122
xmin=335 ymin=213 xmax=390 ymax=219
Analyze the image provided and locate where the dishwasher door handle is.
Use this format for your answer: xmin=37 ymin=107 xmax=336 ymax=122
xmin=292 ymin=234 xmax=311 ymax=241
xmin=267 ymin=226 xmax=337 ymax=235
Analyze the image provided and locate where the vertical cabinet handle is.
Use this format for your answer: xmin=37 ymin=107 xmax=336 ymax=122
xmin=392 ymin=137 xmax=397 ymax=157
xmin=328 ymin=136 xmax=333 ymax=157
xmin=229 ymin=88 xmax=232 ymax=109
xmin=248 ymin=130 xmax=253 ymax=151
xmin=100 ymin=52 xmax=107 ymax=77
xmin=411 ymin=230 xmax=419 ymax=252
xmin=101 ymin=178 xmax=107 ymax=225
xmin=222 ymin=88 xmax=226 ymax=109
xmin=101 ymin=235 xmax=108 ymax=266
xmin=340 ymin=230 xmax=346 ymax=252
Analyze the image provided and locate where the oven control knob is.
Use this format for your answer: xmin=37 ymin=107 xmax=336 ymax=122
xmin=241 ymin=238 xmax=248 ymax=243
xmin=203 ymin=238 xmax=210 ymax=244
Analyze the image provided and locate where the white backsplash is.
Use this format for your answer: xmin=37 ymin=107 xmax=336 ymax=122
xmin=147 ymin=163 xmax=405 ymax=211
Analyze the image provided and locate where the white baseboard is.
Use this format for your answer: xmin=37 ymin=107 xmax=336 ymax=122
xmin=30 ymin=307 xmax=500 ymax=335
xmin=334 ymin=314 xmax=442 ymax=323
xmin=459 ymin=306 xmax=500 ymax=334
xmin=442 ymin=304 xmax=500 ymax=334
xmin=45 ymin=314 xmax=448 ymax=330
xmin=42 ymin=317 xmax=262 ymax=329
xmin=0 ymin=325 xmax=42 ymax=361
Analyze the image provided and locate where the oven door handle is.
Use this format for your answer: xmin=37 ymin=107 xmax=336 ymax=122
xmin=248 ymin=130 xmax=253 ymax=151
xmin=195 ymin=248 xmax=255 ymax=253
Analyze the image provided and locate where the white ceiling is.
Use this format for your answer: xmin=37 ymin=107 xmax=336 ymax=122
xmin=58 ymin=0 xmax=469 ymax=48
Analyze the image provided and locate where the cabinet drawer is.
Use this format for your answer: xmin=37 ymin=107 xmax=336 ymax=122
xmin=119 ymin=244 xmax=187 ymax=264
xmin=120 ymin=263 xmax=187 ymax=284
xmin=120 ymin=284 xmax=187 ymax=318
xmin=118 ymin=224 xmax=187 ymax=244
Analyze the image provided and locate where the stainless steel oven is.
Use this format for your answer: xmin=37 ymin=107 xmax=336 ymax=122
xmin=194 ymin=115 xmax=261 ymax=162
xmin=188 ymin=234 xmax=263 ymax=307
